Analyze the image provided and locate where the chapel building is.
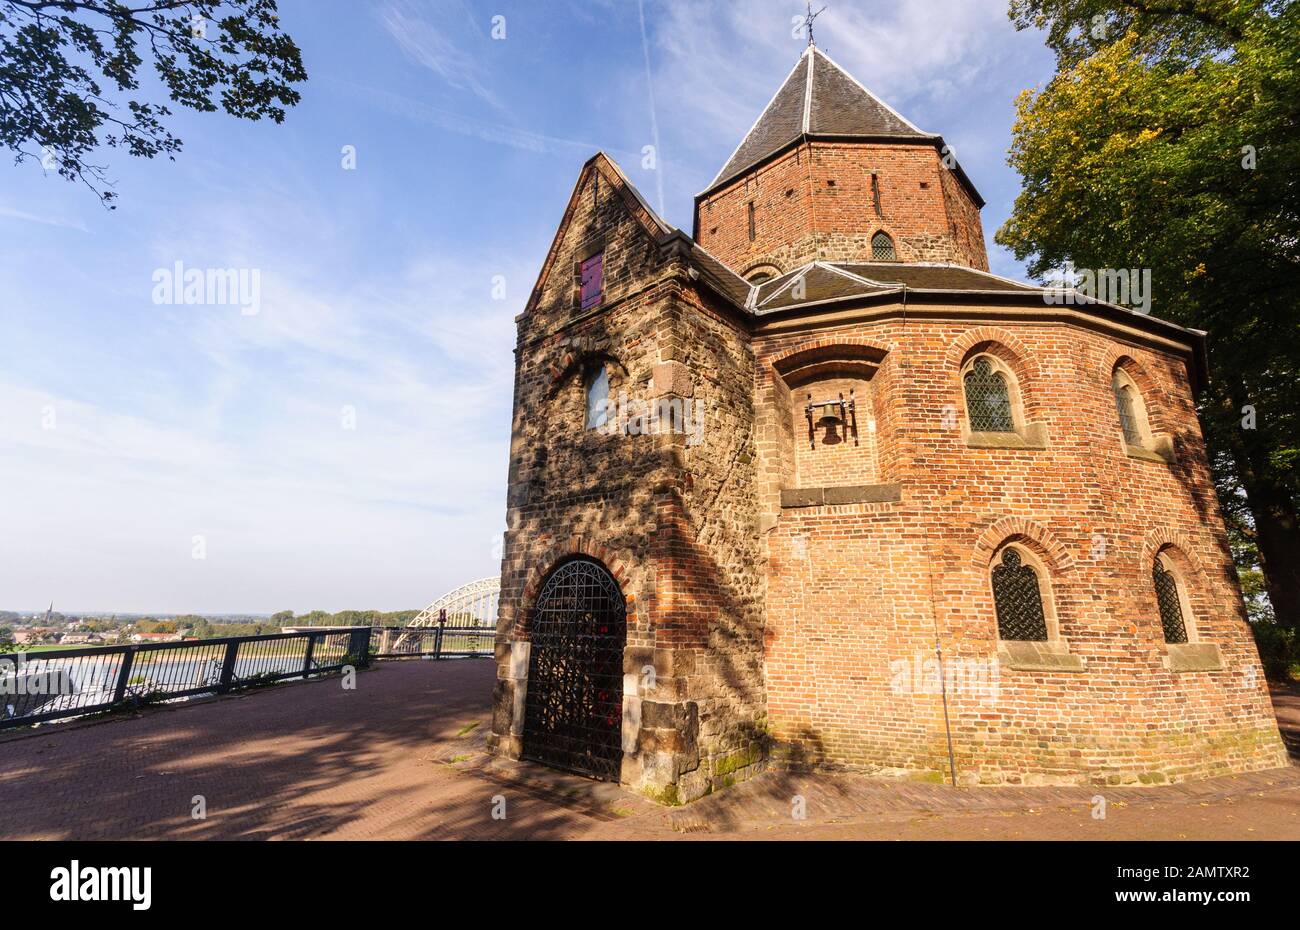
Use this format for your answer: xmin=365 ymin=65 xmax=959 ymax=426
xmin=487 ymin=44 xmax=1287 ymax=802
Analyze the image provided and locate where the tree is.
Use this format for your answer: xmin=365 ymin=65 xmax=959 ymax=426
xmin=998 ymin=0 xmax=1300 ymax=627
xmin=0 ymin=0 xmax=306 ymax=206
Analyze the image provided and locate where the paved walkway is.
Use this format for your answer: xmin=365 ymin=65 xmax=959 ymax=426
xmin=2 ymin=660 xmax=1298 ymax=840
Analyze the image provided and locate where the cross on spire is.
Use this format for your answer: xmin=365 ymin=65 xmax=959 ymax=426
xmin=803 ymin=2 xmax=827 ymax=47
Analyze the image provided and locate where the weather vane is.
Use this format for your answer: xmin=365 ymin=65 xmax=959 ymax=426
xmin=803 ymin=1 xmax=827 ymax=47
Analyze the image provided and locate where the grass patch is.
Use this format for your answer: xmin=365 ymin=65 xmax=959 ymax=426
xmin=456 ymin=721 xmax=481 ymax=737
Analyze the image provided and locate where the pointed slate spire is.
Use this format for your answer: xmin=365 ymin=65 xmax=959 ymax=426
xmin=706 ymin=46 xmax=935 ymax=193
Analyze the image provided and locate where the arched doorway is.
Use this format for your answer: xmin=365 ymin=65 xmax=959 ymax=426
xmin=521 ymin=557 xmax=627 ymax=781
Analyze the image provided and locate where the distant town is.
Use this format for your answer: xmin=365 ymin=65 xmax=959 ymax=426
xmin=0 ymin=608 xmax=421 ymax=649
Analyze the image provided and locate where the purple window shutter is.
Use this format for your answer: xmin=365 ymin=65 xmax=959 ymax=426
xmin=580 ymin=252 xmax=604 ymax=310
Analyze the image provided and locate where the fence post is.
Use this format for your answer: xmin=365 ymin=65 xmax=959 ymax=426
xmin=303 ymin=633 xmax=317 ymax=680
xmin=350 ymin=627 xmax=371 ymax=666
xmin=379 ymin=628 xmax=392 ymax=656
xmin=434 ymin=610 xmax=446 ymax=660
xmin=112 ymin=647 xmax=137 ymax=705
xmin=218 ymin=641 xmax=238 ymax=693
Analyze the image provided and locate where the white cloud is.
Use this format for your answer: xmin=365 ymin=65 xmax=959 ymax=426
xmin=330 ymin=77 xmax=644 ymax=164
xmin=647 ymin=0 xmax=1041 ymax=183
xmin=377 ymin=0 xmax=504 ymax=110
xmin=0 ymin=206 xmax=89 ymax=232
xmin=0 ymin=185 xmax=528 ymax=613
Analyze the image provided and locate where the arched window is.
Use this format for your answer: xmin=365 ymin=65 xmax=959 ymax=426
xmin=1152 ymin=555 xmax=1190 ymax=644
xmin=992 ymin=547 xmax=1049 ymax=641
xmin=1114 ymin=377 xmax=1140 ymax=443
xmin=1111 ymin=368 xmax=1150 ymax=446
xmin=585 ymin=366 xmax=609 ymax=429
xmin=871 ymin=231 xmax=896 ymax=261
xmin=963 ymin=356 xmax=1015 ymax=432
xmin=744 ymin=263 xmax=782 ymax=284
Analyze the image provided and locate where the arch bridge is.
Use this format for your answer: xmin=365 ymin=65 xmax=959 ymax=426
xmin=385 ymin=577 xmax=500 ymax=655
xmin=410 ymin=577 xmax=500 ymax=628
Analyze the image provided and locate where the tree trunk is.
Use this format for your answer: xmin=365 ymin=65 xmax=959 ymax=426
xmin=1248 ymin=485 xmax=1300 ymax=630
xmin=1221 ymin=378 xmax=1300 ymax=630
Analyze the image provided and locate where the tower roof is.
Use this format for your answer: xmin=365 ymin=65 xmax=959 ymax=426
xmin=704 ymin=45 xmax=936 ymax=194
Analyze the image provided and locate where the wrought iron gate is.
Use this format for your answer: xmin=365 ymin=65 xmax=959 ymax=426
xmin=521 ymin=558 xmax=626 ymax=781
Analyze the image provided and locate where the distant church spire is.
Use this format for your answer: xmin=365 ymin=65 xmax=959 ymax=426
xmin=802 ymin=2 xmax=827 ymax=47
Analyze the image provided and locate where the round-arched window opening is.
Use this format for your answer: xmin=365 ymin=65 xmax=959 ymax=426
xmin=585 ymin=366 xmax=609 ymax=429
xmin=744 ymin=264 xmax=782 ymax=285
xmin=963 ymin=356 xmax=1015 ymax=433
xmin=871 ymin=231 xmax=897 ymax=261
xmin=991 ymin=546 xmax=1050 ymax=642
xmin=1153 ymin=554 xmax=1191 ymax=644
xmin=1111 ymin=368 xmax=1152 ymax=447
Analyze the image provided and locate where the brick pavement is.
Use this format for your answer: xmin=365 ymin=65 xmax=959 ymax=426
xmin=2 ymin=660 xmax=1297 ymax=840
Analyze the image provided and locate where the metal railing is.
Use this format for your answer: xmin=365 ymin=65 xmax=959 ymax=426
xmin=0 ymin=627 xmax=371 ymax=731
xmin=369 ymin=622 xmax=494 ymax=659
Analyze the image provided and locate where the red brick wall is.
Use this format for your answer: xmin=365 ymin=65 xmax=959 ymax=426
xmin=792 ymin=376 xmax=878 ymax=486
xmin=755 ymin=311 xmax=1286 ymax=784
xmin=695 ymin=141 xmax=989 ymax=276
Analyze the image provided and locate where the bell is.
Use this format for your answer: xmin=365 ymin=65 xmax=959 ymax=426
xmin=814 ymin=403 xmax=843 ymax=428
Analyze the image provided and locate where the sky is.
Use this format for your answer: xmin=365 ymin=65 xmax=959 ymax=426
xmin=0 ymin=0 xmax=1055 ymax=615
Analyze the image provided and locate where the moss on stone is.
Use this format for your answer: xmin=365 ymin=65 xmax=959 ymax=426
xmin=644 ymin=783 xmax=681 ymax=807
xmin=712 ymin=744 xmax=761 ymax=777
xmin=907 ymin=769 xmax=946 ymax=784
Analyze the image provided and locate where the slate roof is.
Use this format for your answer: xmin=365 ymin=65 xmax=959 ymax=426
xmin=571 ymin=153 xmax=1200 ymax=379
xmin=750 ymin=262 xmax=1043 ymax=313
xmin=688 ymin=241 xmax=753 ymax=307
xmin=706 ymin=46 xmax=936 ymax=194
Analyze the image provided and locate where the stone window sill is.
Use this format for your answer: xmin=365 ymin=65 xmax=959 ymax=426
xmin=997 ymin=639 xmax=1085 ymax=672
xmin=1163 ymin=642 xmax=1222 ymax=672
xmin=781 ymin=483 xmax=901 ymax=509
xmin=965 ymin=422 xmax=1048 ymax=451
xmin=1124 ymin=437 xmax=1174 ymax=464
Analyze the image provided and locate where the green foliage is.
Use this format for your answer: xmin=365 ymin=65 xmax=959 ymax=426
xmin=1250 ymin=620 xmax=1300 ymax=681
xmin=275 ymin=608 xmax=420 ymax=628
xmin=0 ymin=0 xmax=306 ymax=205
xmin=998 ymin=0 xmax=1300 ymax=626
xmin=1008 ymin=0 xmax=1272 ymax=67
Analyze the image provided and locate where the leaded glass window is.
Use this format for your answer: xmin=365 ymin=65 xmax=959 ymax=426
xmin=1113 ymin=376 xmax=1141 ymax=444
xmin=964 ymin=358 xmax=1014 ymax=432
xmin=992 ymin=548 xmax=1049 ymax=641
xmin=1153 ymin=560 xmax=1189 ymax=644
xmin=871 ymin=231 xmax=896 ymax=261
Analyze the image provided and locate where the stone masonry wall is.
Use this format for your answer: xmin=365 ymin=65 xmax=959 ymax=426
xmin=634 ymin=277 xmax=767 ymax=802
xmin=491 ymin=156 xmax=767 ymax=804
